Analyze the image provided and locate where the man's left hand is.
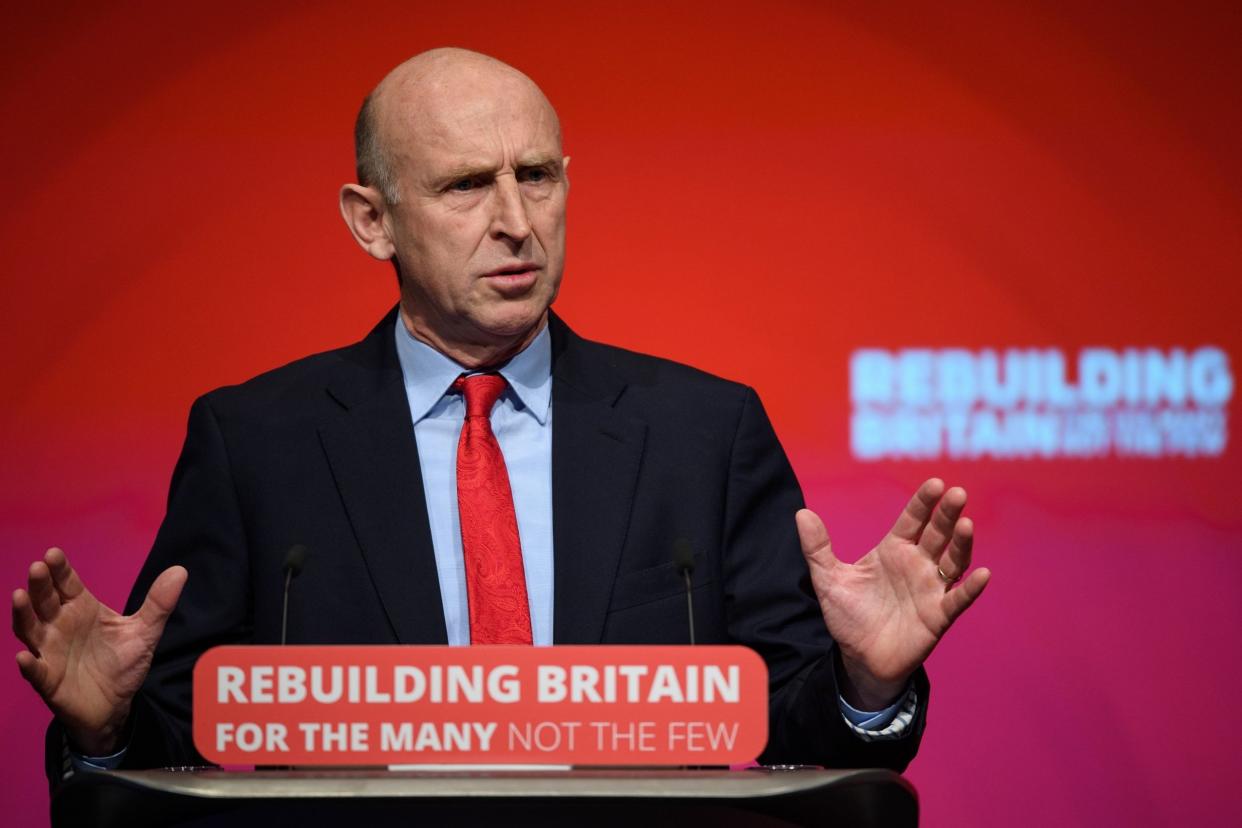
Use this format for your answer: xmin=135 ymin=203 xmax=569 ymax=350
xmin=796 ymin=478 xmax=991 ymax=710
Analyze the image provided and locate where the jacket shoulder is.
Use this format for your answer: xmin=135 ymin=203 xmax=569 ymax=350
xmin=196 ymin=345 xmax=352 ymax=412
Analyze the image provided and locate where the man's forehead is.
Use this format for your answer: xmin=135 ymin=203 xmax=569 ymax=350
xmin=385 ymin=84 xmax=561 ymax=165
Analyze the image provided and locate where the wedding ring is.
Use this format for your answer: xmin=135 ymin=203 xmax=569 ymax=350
xmin=937 ymin=566 xmax=958 ymax=584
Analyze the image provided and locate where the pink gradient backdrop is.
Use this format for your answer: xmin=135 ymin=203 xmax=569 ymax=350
xmin=3 ymin=2 xmax=1240 ymax=825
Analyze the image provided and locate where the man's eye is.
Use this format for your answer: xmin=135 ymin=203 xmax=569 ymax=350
xmin=450 ymin=178 xmax=477 ymax=192
xmin=520 ymin=168 xmax=549 ymax=183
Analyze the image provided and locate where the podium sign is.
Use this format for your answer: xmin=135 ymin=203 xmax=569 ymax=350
xmin=193 ymin=645 xmax=767 ymax=766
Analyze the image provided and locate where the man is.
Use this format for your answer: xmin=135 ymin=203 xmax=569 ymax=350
xmin=13 ymin=48 xmax=989 ymax=777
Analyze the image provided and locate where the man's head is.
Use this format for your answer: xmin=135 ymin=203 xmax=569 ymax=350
xmin=340 ymin=48 xmax=569 ymax=368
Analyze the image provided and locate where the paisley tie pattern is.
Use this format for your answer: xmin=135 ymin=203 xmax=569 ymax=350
xmin=453 ymin=374 xmax=533 ymax=645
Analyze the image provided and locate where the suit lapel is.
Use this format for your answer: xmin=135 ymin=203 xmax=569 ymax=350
xmin=549 ymin=316 xmax=647 ymax=644
xmin=318 ymin=309 xmax=448 ymax=644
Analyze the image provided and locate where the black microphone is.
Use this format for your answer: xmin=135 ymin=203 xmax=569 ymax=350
xmin=280 ymin=544 xmax=308 ymax=646
xmin=672 ymin=538 xmax=696 ymax=646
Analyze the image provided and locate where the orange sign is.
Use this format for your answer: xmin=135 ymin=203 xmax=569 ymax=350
xmin=193 ymin=645 xmax=768 ymax=766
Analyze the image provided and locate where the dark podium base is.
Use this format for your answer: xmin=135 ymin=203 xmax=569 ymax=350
xmin=53 ymin=767 xmax=917 ymax=827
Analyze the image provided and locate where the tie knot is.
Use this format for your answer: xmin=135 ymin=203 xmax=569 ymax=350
xmin=453 ymin=373 xmax=507 ymax=419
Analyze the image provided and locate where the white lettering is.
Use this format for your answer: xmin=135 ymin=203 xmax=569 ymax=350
xmin=218 ymin=666 xmax=246 ymax=703
xmin=702 ymin=666 xmax=740 ymax=703
xmin=250 ymin=666 xmax=273 ymax=703
xmin=647 ymin=666 xmax=684 ymax=703
xmin=488 ymin=665 xmax=520 ymax=703
xmin=538 ymin=666 xmax=567 ymax=702
xmin=850 ymin=346 xmax=1232 ymax=460
xmin=277 ymin=665 xmax=306 ymax=703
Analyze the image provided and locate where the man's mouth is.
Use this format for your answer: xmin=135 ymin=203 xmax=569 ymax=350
xmin=482 ymin=263 xmax=540 ymax=294
xmin=484 ymin=263 xmax=539 ymax=278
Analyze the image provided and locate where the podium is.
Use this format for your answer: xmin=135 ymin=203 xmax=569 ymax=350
xmin=53 ymin=767 xmax=917 ymax=827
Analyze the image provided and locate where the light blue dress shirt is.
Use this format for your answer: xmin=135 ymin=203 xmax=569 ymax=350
xmin=394 ymin=319 xmax=555 ymax=646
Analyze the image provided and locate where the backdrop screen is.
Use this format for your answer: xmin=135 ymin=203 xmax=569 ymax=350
xmin=3 ymin=3 xmax=1240 ymax=826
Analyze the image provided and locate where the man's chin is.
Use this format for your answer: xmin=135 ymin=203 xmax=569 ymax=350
xmin=479 ymin=309 xmax=549 ymax=343
xmin=463 ymin=305 xmax=551 ymax=360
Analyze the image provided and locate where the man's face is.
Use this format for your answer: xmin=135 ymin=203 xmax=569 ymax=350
xmin=380 ymin=75 xmax=568 ymax=359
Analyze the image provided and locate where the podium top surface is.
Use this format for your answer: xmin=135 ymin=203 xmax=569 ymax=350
xmin=88 ymin=766 xmax=912 ymax=800
xmin=56 ymin=767 xmax=919 ymax=828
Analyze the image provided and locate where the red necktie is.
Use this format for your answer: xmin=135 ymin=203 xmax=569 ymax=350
xmin=453 ymin=374 xmax=533 ymax=645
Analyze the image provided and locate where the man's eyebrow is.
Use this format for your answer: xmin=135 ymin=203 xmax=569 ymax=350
xmin=434 ymin=164 xmax=496 ymax=184
xmin=516 ymin=155 xmax=561 ymax=169
xmin=431 ymin=156 xmax=562 ymax=188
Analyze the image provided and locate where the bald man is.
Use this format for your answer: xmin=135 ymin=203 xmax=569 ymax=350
xmin=15 ymin=49 xmax=988 ymax=779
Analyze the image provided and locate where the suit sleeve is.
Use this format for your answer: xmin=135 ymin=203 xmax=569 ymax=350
xmin=721 ymin=387 xmax=928 ymax=770
xmin=45 ymin=394 xmax=253 ymax=782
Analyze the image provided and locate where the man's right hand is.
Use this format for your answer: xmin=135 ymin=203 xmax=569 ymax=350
xmin=11 ymin=548 xmax=186 ymax=757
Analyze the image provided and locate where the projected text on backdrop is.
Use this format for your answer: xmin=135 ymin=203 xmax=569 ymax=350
xmin=850 ymin=347 xmax=1232 ymax=460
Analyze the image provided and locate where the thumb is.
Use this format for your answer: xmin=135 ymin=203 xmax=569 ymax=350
xmin=796 ymin=508 xmax=839 ymax=574
xmin=133 ymin=566 xmax=188 ymax=633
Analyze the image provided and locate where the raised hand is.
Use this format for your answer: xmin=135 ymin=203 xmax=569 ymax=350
xmin=11 ymin=548 xmax=186 ymax=756
xmin=797 ymin=479 xmax=990 ymax=710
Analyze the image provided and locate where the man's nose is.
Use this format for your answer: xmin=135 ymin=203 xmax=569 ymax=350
xmin=489 ymin=175 xmax=533 ymax=243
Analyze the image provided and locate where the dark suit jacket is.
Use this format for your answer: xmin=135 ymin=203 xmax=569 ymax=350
xmin=48 ymin=309 xmax=927 ymax=781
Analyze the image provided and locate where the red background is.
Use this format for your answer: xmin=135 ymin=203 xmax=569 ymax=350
xmin=3 ymin=2 xmax=1240 ymax=825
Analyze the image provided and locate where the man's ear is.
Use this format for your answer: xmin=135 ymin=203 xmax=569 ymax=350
xmin=339 ymin=183 xmax=396 ymax=261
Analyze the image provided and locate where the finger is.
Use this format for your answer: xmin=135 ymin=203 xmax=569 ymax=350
xmin=11 ymin=590 xmax=44 ymax=654
xmin=889 ymin=479 xmax=946 ymax=541
xmin=45 ymin=547 xmax=86 ymax=601
xmin=796 ymin=509 xmax=839 ymax=573
xmin=941 ymin=567 xmax=991 ymax=623
xmin=27 ymin=561 xmax=61 ymax=623
xmin=16 ymin=650 xmax=50 ymax=693
xmin=917 ymin=487 xmax=967 ymax=558
xmin=937 ymin=517 xmax=974 ymax=583
xmin=133 ymin=566 xmax=188 ymax=634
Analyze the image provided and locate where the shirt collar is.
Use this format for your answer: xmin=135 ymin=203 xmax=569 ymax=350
xmin=394 ymin=316 xmax=552 ymax=425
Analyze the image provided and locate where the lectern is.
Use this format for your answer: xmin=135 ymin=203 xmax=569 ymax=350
xmin=53 ymin=767 xmax=917 ymax=827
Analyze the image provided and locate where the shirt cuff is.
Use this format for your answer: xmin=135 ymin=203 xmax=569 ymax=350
xmin=69 ymin=744 xmax=127 ymax=772
xmin=836 ymin=683 xmax=918 ymax=741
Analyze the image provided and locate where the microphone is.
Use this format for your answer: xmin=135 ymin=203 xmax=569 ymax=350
xmin=672 ymin=538 xmax=696 ymax=646
xmin=280 ymin=544 xmax=308 ymax=646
